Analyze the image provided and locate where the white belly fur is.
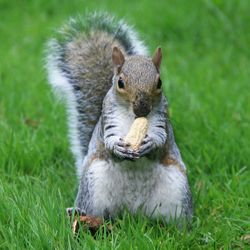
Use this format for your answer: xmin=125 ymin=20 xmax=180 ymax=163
xmin=86 ymin=158 xmax=188 ymax=221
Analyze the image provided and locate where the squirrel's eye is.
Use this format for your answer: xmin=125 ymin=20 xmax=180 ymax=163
xmin=118 ymin=78 xmax=125 ymax=89
xmin=157 ymin=79 xmax=162 ymax=89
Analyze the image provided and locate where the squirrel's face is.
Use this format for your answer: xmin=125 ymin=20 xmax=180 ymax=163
xmin=112 ymin=47 xmax=163 ymax=117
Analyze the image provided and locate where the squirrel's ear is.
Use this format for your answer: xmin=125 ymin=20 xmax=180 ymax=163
xmin=112 ymin=47 xmax=125 ymax=73
xmin=152 ymin=47 xmax=162 ymax=72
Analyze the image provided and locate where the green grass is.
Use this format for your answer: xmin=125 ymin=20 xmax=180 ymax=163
xmin=0 ymin=0 xmax=250 ymax=249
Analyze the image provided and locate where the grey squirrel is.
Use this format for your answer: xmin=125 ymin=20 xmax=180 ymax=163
xmin=46 ymin=12 xmax=192 ymax=226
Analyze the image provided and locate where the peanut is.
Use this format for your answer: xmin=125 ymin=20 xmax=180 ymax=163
xmin=124 ymin=117 xmax=148 ymax=150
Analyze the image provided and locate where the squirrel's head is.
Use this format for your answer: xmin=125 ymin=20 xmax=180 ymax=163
xmin=112 ymin=47 xmax=162 ymax=117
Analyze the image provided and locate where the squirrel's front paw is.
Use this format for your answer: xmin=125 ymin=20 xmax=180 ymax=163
xmin=137 ymin=135 xmax=155 ymax=157
xmin=113 ymin=138 xmax=139 ymax=160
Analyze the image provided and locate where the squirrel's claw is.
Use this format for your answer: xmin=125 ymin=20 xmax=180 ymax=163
xmin=117 ymin=138 xmax=131 ymax=147
xmin=66 ymin=207 xmax=86 ymax=218
xmin=113 ymin=139 xmax=139 ymax=160
xmin=137 ymin=135 xmax=155 ymax=156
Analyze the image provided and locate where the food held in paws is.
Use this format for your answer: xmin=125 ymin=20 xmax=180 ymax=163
xmin=124 ymin=117 xmax=148 ymax=150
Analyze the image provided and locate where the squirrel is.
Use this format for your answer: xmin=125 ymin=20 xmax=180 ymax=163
xmin=46 ymin=12 xmax=192 ymax=227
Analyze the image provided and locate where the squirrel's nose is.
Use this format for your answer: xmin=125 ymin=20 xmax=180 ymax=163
xmin=133 ymin=93 xmax=152 ymax=117
xmin=133 ymin=105 xmax=151 ymax=117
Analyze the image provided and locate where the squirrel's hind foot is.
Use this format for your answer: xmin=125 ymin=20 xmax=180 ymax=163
xmin=67 ymin=207 xmax=112 ymax=236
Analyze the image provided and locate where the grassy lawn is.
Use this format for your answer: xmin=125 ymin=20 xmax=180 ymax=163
xmin=0 ymin=0 xmax=249 ymax=249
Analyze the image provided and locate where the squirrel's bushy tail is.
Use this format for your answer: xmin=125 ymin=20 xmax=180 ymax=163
xmin=46 ymin=12 xmax=148 ymax=176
